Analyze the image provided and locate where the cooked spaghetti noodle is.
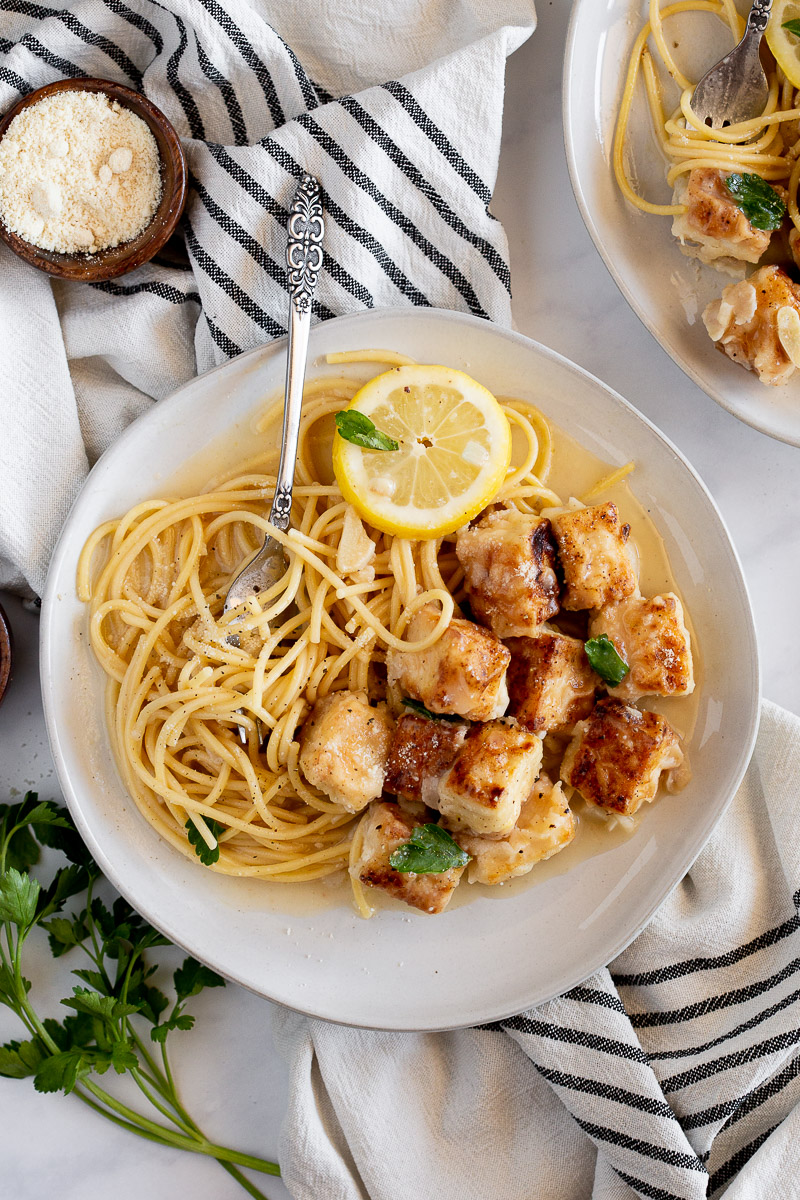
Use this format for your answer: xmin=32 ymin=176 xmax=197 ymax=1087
xmin=78 ymin=351 xmax=580 ymax=900
xmin=614 ymin=0 xmax=800 ymax=225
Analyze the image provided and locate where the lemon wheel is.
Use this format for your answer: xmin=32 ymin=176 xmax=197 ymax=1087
xmin=766 ymin=1 xmax=800 ymax=89
xmin=331 ymin=364 xmax=512 ymax=539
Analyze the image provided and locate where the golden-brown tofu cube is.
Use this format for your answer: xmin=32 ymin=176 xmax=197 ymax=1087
xmin=298 ymin=690 xmax=394 ymax=813
xmin=671 ymin=168 xmax=773 ymax=269
xmin=560 ymin=698 xmax=684 ymax=816
xmin=384 ymin=713 xmax=468 ymax=807
xmin=550 ymin=502 xmax=638 ymax=611
xmin=455 ymin=507 xmax=559 ymax=637
xmin=385 ymin=604 xmax=510 ymax=722
xmin=506 ymin=631 xmax=600 ymax=733
xmin=437 ymin=720 xmax=543 ymax=837
xmin=350 ymin=801 xmax=465 ymax=914
xmin=589 ymin=593 xmax=694 ymax=701
xmin=702 ymin=265 xmax=800 ymax=387
xmin=458 ymin=773 xmax=576 ymax=884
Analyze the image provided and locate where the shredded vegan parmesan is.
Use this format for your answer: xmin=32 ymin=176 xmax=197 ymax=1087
xmin=0 ymin=90 xmax=162 ymax=254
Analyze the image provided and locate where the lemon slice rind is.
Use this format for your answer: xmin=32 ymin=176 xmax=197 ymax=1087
xmin=766 ymin=1 xmax=800 ymax=90
xmin=332 ymin=365 xmax=512 ymax=540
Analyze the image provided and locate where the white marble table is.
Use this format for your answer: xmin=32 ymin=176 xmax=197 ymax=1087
xmin=2 ymin=3 xmax=799 ymax=1197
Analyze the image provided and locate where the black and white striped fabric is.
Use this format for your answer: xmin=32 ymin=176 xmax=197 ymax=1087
xmin=0 ymin=0 xmax=533 ymax=595
xmin=275 ymin=701 xmax=800 ymax=1200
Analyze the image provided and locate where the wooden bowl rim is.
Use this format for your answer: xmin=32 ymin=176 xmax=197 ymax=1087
xmin=0 ymin=602 xmax=11 ymax=707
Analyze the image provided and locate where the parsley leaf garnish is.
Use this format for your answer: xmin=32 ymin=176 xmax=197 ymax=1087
xmin=724 ymin=173 xmax=786 ymax=232
xmin=334 ymin=409 xmax=399 ymax=451
xmin=185 ymin=817 xmax=225 ymax=866
xmin=585 ymin=633 xmax=630 ymax=687
xmin=389 ymin=824 xmax=470 ymax=874
xmin=783 ymin=18 xmax=800 ymax=36
xmin=401 ymin=697 xmax=464 ymax=723
xmin=0 ymin=794 xmax=279 ymax=1192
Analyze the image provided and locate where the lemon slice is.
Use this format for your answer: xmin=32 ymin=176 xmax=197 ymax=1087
xmin=767 ymin=1 xmax=800 ymax=89
xmin=332 ymin=364 xmax=512 ymax=539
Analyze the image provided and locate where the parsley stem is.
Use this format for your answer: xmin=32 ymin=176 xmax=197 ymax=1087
xmin=130 ymin=1068 xmax=198 ymax=1137
xmin=219 ymin=1162 xmax=273 ymax=1200
xmin=160 ymin=1039 xmax=178 ymax=1099
xmin=79 ymin=1078 xmax=281 ymax=1174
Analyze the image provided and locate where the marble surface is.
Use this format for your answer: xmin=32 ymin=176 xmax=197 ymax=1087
xmin=1 ymin=2 xmax=799 ymax=1197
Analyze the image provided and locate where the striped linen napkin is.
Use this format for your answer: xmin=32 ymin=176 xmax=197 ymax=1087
xmin=0 ymin=0 xmax=534 ymax=596
xmin=275 ymin=700 xmax=800 ymax=1200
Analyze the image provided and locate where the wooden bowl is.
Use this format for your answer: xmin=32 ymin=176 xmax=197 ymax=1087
xmin=0 ymin=77 xmax=187 ymax=282
xmin=0 ymin=603 xmax=11 ymax=707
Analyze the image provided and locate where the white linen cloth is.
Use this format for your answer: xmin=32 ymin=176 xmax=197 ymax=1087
xmin=0 ymin=0 xmax=534 ymax=596
xmin=275 ymin=701 xmax=800 ymax=1200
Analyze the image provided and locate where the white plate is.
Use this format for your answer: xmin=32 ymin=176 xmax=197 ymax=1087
xmin=41 ymin=307 xmax=759 ymax=1030
xmin=564 ymin=0 xmax=800 ymax=448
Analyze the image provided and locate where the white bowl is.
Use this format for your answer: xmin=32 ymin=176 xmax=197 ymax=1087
xmin=564 ymin=0 xmax=800 ymax=448
xmin=41 ymin=307 xmax=760 ymax=1030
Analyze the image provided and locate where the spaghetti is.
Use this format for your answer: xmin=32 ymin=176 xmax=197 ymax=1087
xmin=78 ymin=351 xmax=567 ymax=897
xmin=614 ymin=0 xmax=800 ymax=225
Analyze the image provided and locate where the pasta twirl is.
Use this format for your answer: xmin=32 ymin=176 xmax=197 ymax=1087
xmin=614 ymin=1 xmax=800 ymax=229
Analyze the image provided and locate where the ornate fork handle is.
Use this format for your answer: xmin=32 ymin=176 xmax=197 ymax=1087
xmin=286 ymin=173 xmax=324 ymax=317
xmin=746 ymin=0 xmax=773 ymax=34
xmin=270 ymin=174 xmax=324 ymax=531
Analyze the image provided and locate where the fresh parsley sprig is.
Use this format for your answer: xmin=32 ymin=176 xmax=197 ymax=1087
xmin=0 ymin=793 xmax=279 ymax=1198
xmin=389 ymin=824 xmax=470 ymax=874
xmin=185 ymin=816 xmax=226 ymax=866
xmin=334 ymin=409 xmax=399 ymax=451
xmin=783 ymin=18 xmax=800 ymax=37
xmin=724 ymin=173 xmax=786 ymax=232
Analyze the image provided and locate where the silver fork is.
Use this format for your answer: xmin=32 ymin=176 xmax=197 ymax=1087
xmin=223 ymin=172 xmax=324 ymax=744
xmin=691 ymin=0 xmax=773 ymax=130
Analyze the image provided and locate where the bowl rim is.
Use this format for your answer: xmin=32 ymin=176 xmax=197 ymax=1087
xmin=0 ymin=76 xmax=187 ymax=281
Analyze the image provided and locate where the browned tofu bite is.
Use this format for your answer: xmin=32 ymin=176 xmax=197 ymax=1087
xmin=350 ymin=801 xmax=465 ymax=914
xmin=671 ymin=168 xmax=774 ymax=269
xmin=550 ymin=502 xmax=638 ymax=611
xmin=560 ymin=698 xmax=684 ymax=816
xmin=702 ymin=265 xmax=800 ymax=386
xmin=384 ymin=713 xmax=468 ymax=807
xmin=506 ymin=630 xmax=600 ymax=734
xmin=437 ymin=720 xmax=543 ymax=837
xmin=457 ymin=773 xmax=576 ymax=885
xmin=385 ymin=604 xmax=510 ymax=722
xmin=455 ymin=507 xmax=560 ymax=637
xmin=298 ymin=690 xmax=394 ymax=813
xmin=589 ymin=593 xmax=694 ymax=701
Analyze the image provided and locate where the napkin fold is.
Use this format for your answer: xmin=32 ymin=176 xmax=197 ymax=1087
xmin=0 ymin=0 xmax=536 ymax=596
xmin=274 ymin=701 xmax=800 ymax=1200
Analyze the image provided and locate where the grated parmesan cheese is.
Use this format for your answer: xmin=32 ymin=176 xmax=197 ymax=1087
xmin=0 ymin=90 xmax=162 ymax=254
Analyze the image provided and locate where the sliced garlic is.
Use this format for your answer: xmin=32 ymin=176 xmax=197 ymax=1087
xmin=336 ymin=506 xmax=376 ymax=575
xmin=702 ymin=297 xmax=733 ymax=343
xmin=776 ymin=305 xmax=800 ymax=368
xmin=728 ymin=280 xmax=757 ymax=325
